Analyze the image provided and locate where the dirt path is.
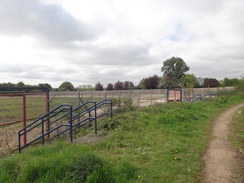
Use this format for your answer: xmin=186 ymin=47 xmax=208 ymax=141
xmin=202 ymin=103 xmax=244 ymax=183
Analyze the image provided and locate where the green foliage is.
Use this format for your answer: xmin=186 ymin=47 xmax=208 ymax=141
xmin=16 ymin=81 xmax=25 ymax=87
xmin=58 ymin=81 xmax=75 ymax=91
xmin=160 ymin=57 xmax=189 ymax=88
xmin=159 ymin=74 xmax=182 ymax=88
xmin=112 ymin=98 xmax=135 ymax=112
xmin=38 ymin=83 xmax=52 ymax=90
xmin=137 ymin=78 xmax=146 ymax=89
xmin=229 ymin=107 xmax=244 ymax=178
xmin=0 ymin=142 xmax=136 ymax=183
xmin=161 ymin=57 xmax=190 ymax=79
xmin=236 ymin=76 xmax=244 ymax=95
xmin=78 ymin=84 xmax=94 ymax=91
xmin=221 ymin=78 xmax=239 ymax=87
xmin=230 ymin=107 xmax=244 ymax=154
xmin=183 ymin=73 xmax=197 ymax=88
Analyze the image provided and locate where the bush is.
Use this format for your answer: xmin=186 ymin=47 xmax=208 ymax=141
xmin=112 ymin=98 xmax=135 ymax=112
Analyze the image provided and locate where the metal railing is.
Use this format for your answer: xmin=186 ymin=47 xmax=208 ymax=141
xmin=18 ymin=100 xmax=113 ymax=153
xmin=184 ymin=94 xmax=213 ymax=103
xmin=18 ymin=104 xmax=72 ymax=153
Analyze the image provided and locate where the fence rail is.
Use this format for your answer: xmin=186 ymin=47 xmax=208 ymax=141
xmin=50 ymin=87 xmax=235 ymax=107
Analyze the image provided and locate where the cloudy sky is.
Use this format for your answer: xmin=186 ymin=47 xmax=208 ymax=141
xmin=0 ymin=0 xmax=243 ymax=88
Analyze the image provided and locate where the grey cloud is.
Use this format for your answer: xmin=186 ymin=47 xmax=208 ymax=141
xmin=66 ymin=42 xmax=156 ymax=67
xmin=0 ymin=64 xmax=25 ymax=73
xmin=0 ymin=0 xmax=93 ymax=44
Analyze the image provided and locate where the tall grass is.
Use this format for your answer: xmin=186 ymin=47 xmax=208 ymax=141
xmin=0 ymin=95 xmax=243 ymax=182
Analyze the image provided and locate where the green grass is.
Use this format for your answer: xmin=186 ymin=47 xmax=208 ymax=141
xmin=0 ymin=142 xmax=136 ymax=183
xmin=230 ymin=106 xmax=244 ymax=153
xmin=0 ymin=96 xmax=103 ymax=126
xmin=229 ymin=105 xmax=244 ymax=178
xmin=0 ymin=95 xmax=244 ymax=182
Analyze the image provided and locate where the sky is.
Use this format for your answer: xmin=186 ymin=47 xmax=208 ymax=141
xmin=0 ymin=0 xmax=243 ymax=88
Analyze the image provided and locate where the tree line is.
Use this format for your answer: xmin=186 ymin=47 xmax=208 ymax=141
xmin=0 ymin=57 xmax=242 ymax=91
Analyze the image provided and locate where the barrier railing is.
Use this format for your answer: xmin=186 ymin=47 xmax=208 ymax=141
xmin=18 ymin=104 xmax=72 ymax=153
xmin=18 ymin=100 xmax=112 ymax=152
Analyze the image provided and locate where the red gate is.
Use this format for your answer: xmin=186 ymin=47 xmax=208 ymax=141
xmin=0 ymin=87 xmax=49 ymax=148
xmin=167 ymin=89 xmax=182 ymax=102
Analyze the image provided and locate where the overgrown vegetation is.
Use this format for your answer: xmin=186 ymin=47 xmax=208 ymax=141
xmin=0 ymin=95 xmax=244 ymax=182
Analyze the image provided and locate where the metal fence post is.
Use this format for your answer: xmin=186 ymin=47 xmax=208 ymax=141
xmin=137 ymin=89 xmax=140 ymax=107
xmin=22 ymin=95 xmax=27 ymax=146
xmin=70 ymin=105 xmax=73 ymax=143
xmin=165 ymin=89 xmax=168 ymax=103
xmin=118 ymin=90 xmax=121 ymax=110
xmin=78 ymin=89 xmax=80 ymax=107
xmin=150 ymin=89 xmax=152 ymax=105
xmin=94 ymin=102 xmax=97 ymax=134
xmin=104 ymin=89 xmax=107 ymax=112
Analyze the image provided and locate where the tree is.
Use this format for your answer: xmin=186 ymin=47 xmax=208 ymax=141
xmin=95 ymin=82 xmax=104 ymax=91
xmin=78 ymin=84 xmax=94 ymax=91
xmin=161 ymin=57 xmax=190 ymax=88
xmin=16 ymin=81 xmax=25 ymax=87
xmin=159 ymin=74 xmax=181 ymax=89
xmin=114 ymin=81 xmax=124 ymax=90
xmin=123 ymin=81 xmax=134 ymax=90
xmin=144 ymin=75 xmax=159 ymax=89
xmin=221 ymin=78 xmax=239 ymax=87
xmin=58 ymin=81 xmax=75 ymax=91
xmin=0 ymin=82 xmax=15 ymax=87
xmin=204 ymin=78 xmax=219 ymax=88
xmin=137 ymin=78 xmax=146 ymax=89
xmin=38 ymin=83 xmax=52 ymax=90
xmin=106 ymin=83 xmax=114 ymax=90
xmin=182 ymin=74 xmax=197 ymax=88
xmin=161 ymin=57 xmax=190 ymax=78
xmin=195 ymin=77 xmax=204 ymax=88
xmin=236 ymin=76 xmax=244 ymax=95
xmin=182 ymin=74 xmax=197 ymax=97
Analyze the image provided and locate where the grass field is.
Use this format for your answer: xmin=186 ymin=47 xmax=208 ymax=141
xmin=0 ymin=95 xmax=243 ymax=182
xmin=0 ymin=96 xmax=103 ymax=126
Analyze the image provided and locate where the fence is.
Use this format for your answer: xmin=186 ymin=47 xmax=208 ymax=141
xmin=50 ymin=87 xmax=235 ymax=107
xmin=0 ymin=86 xmax=234 ymax=154
xmin=0 ymin=93 xmax=48 ymax=127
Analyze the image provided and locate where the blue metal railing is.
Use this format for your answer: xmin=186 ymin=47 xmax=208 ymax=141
xmin=18 ymin=100 xmax=113 ymax=152
xmin=18 ymin=104 xmax=73 ymax=153
xmin=184 ymin=93 xmax=213 ymax=103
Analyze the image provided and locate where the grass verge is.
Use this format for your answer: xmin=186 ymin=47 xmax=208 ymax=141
xmin=230 ymin=105 xmax=244 ymax=181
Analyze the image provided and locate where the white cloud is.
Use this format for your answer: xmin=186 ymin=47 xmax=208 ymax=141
xmin=0 ymin=0 xmax=243 ymax=88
